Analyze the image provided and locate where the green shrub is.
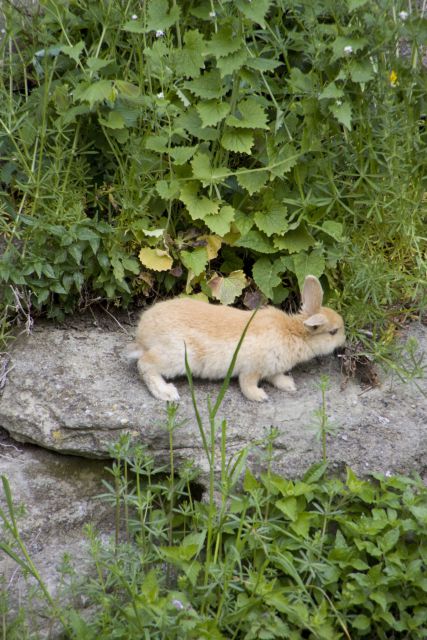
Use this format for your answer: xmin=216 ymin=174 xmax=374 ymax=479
xmin=0 ymin=0 xmax=425 ymax=324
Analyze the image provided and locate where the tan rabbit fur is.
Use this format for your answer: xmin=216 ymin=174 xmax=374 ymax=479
xmin=128 ymin=275 xmax=345 ymax=402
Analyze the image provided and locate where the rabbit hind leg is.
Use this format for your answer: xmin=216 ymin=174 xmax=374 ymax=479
xmin=239 ymin=372 xmax=268 ymax=402
xmin=137 ymin=353 xmax=180 ymax=402
xmin=267 ymin=373 xmax=297 ymax=392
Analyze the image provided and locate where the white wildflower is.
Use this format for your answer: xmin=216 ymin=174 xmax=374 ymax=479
xmin=336 ymin=99 xmax=343 ymax=106
xmin=172 ymin=599 xmax=184 ymax=610
xmin=157 ymin=91 xmax=164 ymax=99
xmin=209 ymin=11 xmax=216 ymax=18
xmin=131 ymin=14 xmax=138 ymax=20
xmin=343 ymin=45 xmax=353 ymax=55
xmin=399 ymin=10 xmax=409 ymax=20
xmin=156 ymin=29 xmax=164 ymax=38
xmin=1 ymin=28 xmax=6 ymax=34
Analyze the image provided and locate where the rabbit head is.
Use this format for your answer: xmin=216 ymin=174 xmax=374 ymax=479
xmin=300 ymin=275 xmax=346 ymax=357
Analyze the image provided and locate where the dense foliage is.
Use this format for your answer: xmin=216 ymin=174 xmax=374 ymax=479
xmin=0 ymin=0 xmax=425 ymax=327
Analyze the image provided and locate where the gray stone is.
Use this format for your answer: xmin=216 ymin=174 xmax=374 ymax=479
xmin=1 ymin=317 xmax=426 ymax=483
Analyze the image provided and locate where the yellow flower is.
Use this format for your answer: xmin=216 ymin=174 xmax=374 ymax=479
xmin=389 ymin=70 xmax=398 ymax=87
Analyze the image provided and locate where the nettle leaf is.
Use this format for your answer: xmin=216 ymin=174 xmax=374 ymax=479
xmin=332 ymin=36 xmax=368 ymax=60
xmin=207 ymin=24 xmax=242 ymax=58
xmin=236 ymin=169 xmax=269 ymax=195
xmin=349 ymin=60 xmax=375 ymax=83
xmin=61 ymin=41 xmax=85 ymax=63
xmin=288 ymin=68 xmax=315 ymax=94
xmin=98 ymin=111 xmax=125 ymax=129
xmin=74 ymin=80 xmax=115 ymax=107
xmin=145 ymin=134 xmax=169 ymax=153
xmin=175 ymin=29 xmax=206 ymax=78
xmin=174 ymin=108 xmax=219 ymax=141
xmin=254 ymin=203 xmax=289 ymax=237
xmin=169 ymin=145 xmax=198 ymax=165
xmin=217 ymin=48 xmax=248 ymax=78
xmin=269 ymin=143 xmax=300 ymax=177
xmin=180 ymin=182 xmax=220 ymax=220
xmin=181 ymin=247 xmax=208 ymax=276
xmin=252 ymin=256 xmax=283 ymax=299
xmin=204 ymin=205 xmax=235 ymax=235
xmin=196 ymin=100 xmax=230 ymax=128
xmin=139 ymin=247 xmax=173 ymax=271
xmin=156 ymin=179 xmax=180 ymax=199
xmin=122 ymin=20 xmax=145 ymax=33
xmin=330 ymin=101 xmax=352 ymax=130
xmin=184 ymin=69 xmax=227 ymax=99
xmin=273 ymin=227 xmax=315 ymax=253
xmin=245 ymin=58 xmax=282 ymax=72
xmin=321 ymin=221 xmax=343 ymax=240
xmin=191 ymin=152 xmax=228 ymax=186
xmin=86 ymin=57 xmax=114 ymax=73
xmin=221 ymin=129 xmax=254 ymax=154
xmin=319 ymin=82 xmax=345 ymax=100
xmin=226 ymin=98 xmax=269 ymax=130
xmin=234 ymin=210 xmax=254 ymax=236
xmin=208 ymin=270 xmax=248 ymax=305
xmin=291 ymin=249 xmax=325 ymax=288
xmin=235 ymin=0 xmax=273 ymax=27
xmin=146 ymin=0 xmax=180 ymax=32
xmin=236 ymin=229 xmax=276 ymax=254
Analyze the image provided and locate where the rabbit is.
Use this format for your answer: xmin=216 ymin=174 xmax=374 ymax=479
xmin=127 ymin=275 xmax=345 ymax=402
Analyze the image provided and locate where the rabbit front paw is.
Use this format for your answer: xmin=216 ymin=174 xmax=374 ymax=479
xmin=268 ymin=374 xmax=297 ymax=393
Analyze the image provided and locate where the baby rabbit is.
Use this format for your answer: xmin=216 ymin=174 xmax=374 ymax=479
xmin=128 ymin=275 xmax=345 ymax=402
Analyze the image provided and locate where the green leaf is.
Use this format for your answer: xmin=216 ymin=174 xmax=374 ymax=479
xmin=156 ymin=179 xmax=180 ymax=200
xmin=291 ymin=249 xmax=325 ymax=288
xmin=61 ymin=41 xmax=85 ymax=63
xmin=290 ymin=513 xmax=312 ymax=538
xmin=332 ymin=36 xmax=368 ymax=60
xmin=288 ymin=68 xmax=315 ymax=94
xmin=191 ymin=153 xmax=228 ymax=186
xmin=330 ymin=101 xmax=352 ymax=130
xmin=319 ymin=82 xmax=345 ymax=100
xmin=146 ymin=0 xmax=180 ymax=32
xmin=268 ymin=143 xmax=300 ymax=177
xmin=86 ymin=57 xmax=114 ymax=72
xmin=196 ymin=100 xmax=230 ymax=128
xmin=254 ymin=204 xmax=288 ymax=237
xmin=174 ymin=108 xmax=219 ymax=141
xmin=236 ymin=169 xmax=269 ymax=195
xmin=181 ymin=247 xmax=208 ymax=276
xmin=204 ymin=205 xmax=235 ymax=235
xmin=320 ymin=221 xmax=343 ymax=240
xmin=252 ymin=257 xmax=282 ymax=299
xmin=98 ymin=111 xmax=125 ymax=129
xmin=349 ymin=60 xmax=375 ymax=83
xmin=179 ymin=182 xmax=220 ymax=220
xmin=184 ymin=69 xmax=227 ymax=99
xmin=175 ymin=29 xmax=206 ymax=78
xmin=276 ymin=497 xmax=298 ymax=521
xmin=221 ymin=129 xmax=254 ymax=154
xmin=273 ymin=227 xmax=315 ymax=253
xmin=145 ymin=134 xmax=169 ymax=153
xmin=217 ymin=48 xmax=248 ymax=78
xmin=74 ymin=80 xmax=115 ymax=108
xmin=139 ymin=247 xmax=173 ymax=271
xmin=235 ymin=230 xmax=276 ymax=253
xmin=122 ymin=20 xmax=145 ymax=33
xmin=207 ymin=24 xmax=242 ymax=57
xmin=169 ymin=145 xmax=198 ymax=164
xmin=226 ymin=98 xmax=269 ymax=130
xmin=352 ymin=615 xmax=371 ymax=632
xmin=245 ymin=58 xmax=283 ymax=72
xmin=347 ymin=0 xmax=369 ymax=9
xmin=243 ymin=469 xmax=260 ymax=492
xmin=235 ymin=0 xmax=273 ymax=27
xmin=208 ymin=270 xmax=248 ymax=305
xmin=380 ymin=528 xmax=400 ymax=553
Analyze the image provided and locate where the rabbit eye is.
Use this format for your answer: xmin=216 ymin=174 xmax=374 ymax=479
xmin=329 ymin=328 xmax=338 ymax=336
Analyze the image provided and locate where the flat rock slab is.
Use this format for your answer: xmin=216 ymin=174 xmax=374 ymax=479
xmin=1 ymin=319 xmax=426 ymax=483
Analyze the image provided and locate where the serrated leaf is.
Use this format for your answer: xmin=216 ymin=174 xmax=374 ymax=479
xmin=174 ymin=108 xmax=219 ymax=141
xmin=226 ymin=98 xmax=269 ymax=130
xmin=288 ymin=68 xmax=315 ymax=94
xmin=191 ymin=152 xmax=228 ymax=186
xmin=61 ymin=41 xmax=85 ymax=63
xmin=115 ymin=80 xmax=141 ymax=100
xmin=204 ymin=205 xmax=235 ymax=235
xmin=319 ymin=82 xmax=345 ymax=100
xmin=207 ymin=24 xmax=242 ymax=58
xmin=330 ymin=101 xmax=352 ymax=130
xmin=175 ymin=29 xmax=205 ymax=78
xmin=73 ymin=80 xmax=115 ymax=107
xmin=98 ymin=110 xmax=125 ymax=129
xmin=221 ymin=129 xmax=254 ymax=154
xmin=156 ymin=179 xmax=180 ymax=200
xmin=139 ymin=247 xmax=173 ymax=271
xmin=276 ymin=497 xmax=298 ymax=521
xmin=269 ymin=143 xmax=300 ymax=177
xmin=86 ymin=57 xmax=114 ymax=72
xmin=208 ymin=270 xmax=248 ymax=305
xmin=179 ymin=182 xmax=220 ymax=220
xmin=252 ymin=257 xmax=282 ymax=299
xmin=184 ymin=69 xmax=227 ymax=99
xmin=291 ymin=249 xmax=325 ymax=288
xmin=254 ymin=204 xmax=288 ymax=237
xmin=290 ymin=513 xmax=312 ymax=538
xmin=181 ymin=247 xmax=208 ymax=276
xmin=321 ymin=221 xmax=343 ymax=240
xmin=235 ymin=0 xmax=273 ymax=27
xmin=349 ymin=60 xmax=375 ymax=83
xmin=146 ymin=0 xmax=180 ymax=32
xmin=122 ymin=20 xmax=145 ymax=33
xmin=169 ymin=145 xmax=198 ymax=164
xmin=217 ymin=48 xmax=248 ymax=78
xmin=236 ymin=169 xmax=269 ymax=195
xmin=245 ymin=58 xmax=283 ymax=72
xmin=145 ymin=134 xmax=169 ymax=153
xmin=332 ymin=36 xmax=368 ymax=60
xmin=235 ymin=230 xmax=276 ymax=253
xmin=201 ymin=235 xmax=222 ymax=260
xmin=196 ymin=100 xmax=230 ymax=127
xmin=273 ymin=227 xmax=315 ymax=253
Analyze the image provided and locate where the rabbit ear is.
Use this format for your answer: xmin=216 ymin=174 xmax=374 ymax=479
xmin=303 ymin=312 xmax=327 ymax=329
xmin=301 ymin=275 xmax=323 ymax=314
